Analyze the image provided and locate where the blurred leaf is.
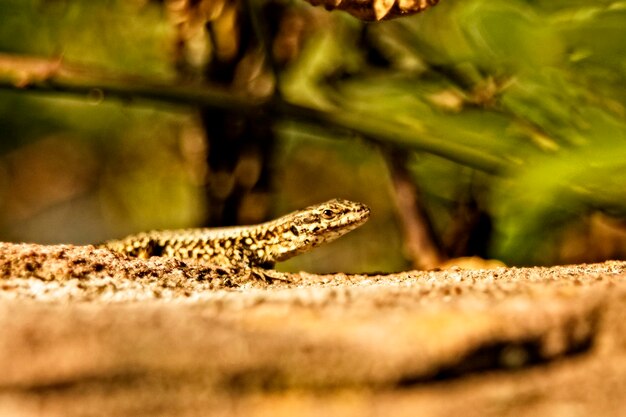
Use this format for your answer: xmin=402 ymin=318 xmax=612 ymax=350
xmin=281 ymin=14 xmax=363 ymax=109
xmin=0 ymin=0 xmax=173 ymax=76
xmin=491 ymin=122 xmax=626 ymax=265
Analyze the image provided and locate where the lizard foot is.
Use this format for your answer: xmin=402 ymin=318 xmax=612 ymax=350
xmin=250 ymin=267 xmax=293 ymax=284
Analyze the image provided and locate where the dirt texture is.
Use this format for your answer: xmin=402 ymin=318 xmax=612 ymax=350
xmin=0 ymin=242 xmax=625 ymax=417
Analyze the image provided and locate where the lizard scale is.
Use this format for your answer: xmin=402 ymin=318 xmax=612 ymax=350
xmin=101 ymin=199 xmax=370 ymax=269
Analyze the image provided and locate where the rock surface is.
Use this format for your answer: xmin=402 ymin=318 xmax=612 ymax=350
xmin=0 ymin=242 xmax=625 ymax=416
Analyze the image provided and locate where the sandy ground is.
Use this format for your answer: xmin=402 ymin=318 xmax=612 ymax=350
xmin=0 ymin=242 xmax=625 ymax=417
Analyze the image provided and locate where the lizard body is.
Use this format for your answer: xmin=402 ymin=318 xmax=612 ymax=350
xmin=101 ymin=199 xmax=370 ymax=271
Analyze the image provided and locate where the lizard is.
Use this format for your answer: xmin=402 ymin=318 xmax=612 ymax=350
xmin=100 ymin=199 xmax=370 ymax=281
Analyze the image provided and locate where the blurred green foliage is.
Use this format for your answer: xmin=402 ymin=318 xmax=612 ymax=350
xmin=0 ymin=0 xmax=172 ymax=75
xmin=280 ymin=0 xmax=626 ymax=265
xmin=1 ymin=0 xmax=626 ymax=270
xmin=0 ymin=0 xmax=202 ymax=244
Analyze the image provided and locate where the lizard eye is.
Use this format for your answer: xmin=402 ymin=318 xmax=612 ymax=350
xmin=322 ymin=209 xmax=335 ymax=219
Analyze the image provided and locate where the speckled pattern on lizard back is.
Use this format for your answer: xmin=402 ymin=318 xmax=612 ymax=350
xmin=101 ymin=199 xmax=370 ymax=271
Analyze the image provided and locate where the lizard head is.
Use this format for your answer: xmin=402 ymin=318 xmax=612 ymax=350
xmin=268 ymin=198 xmax=370 ymax=262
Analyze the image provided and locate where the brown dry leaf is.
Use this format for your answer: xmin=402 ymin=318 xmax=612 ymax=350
xmin=306 ymin=0 xmax=438 ymax=21
xmin=374 ymin=0 xmax=395 ymax=20
xmin=397 ymin=0 xmax=439 ymax=15
xmin=438 ymin=256 xmax=508 ymax=270
xmin=165 ymin=0 xmax=232 ymax=71
xmin=0 ymin=53 xmax=62 ymax=87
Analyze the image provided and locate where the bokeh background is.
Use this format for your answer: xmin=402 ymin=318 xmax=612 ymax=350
xmin=0 ymin=0 xmax=625 ymax=272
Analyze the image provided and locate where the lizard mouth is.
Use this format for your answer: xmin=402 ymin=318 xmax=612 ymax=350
xmin=351 ymin=205 xmax=370 ymax=226
xmin=328 ymin=202 xmax=370 ymax=233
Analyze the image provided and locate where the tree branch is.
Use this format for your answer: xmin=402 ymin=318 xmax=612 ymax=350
xmin=0 ymin=52 xmax=509 ymax=174
xmin=0 ymin=53 xmax=264 ymax=113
